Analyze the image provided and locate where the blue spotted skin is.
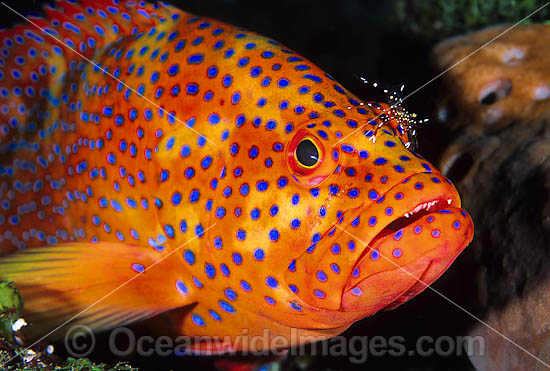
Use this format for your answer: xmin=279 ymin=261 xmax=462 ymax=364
xmin=0 ymin=0 xmax=473 ymax=353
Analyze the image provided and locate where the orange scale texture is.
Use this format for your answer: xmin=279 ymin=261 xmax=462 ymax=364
xmin=0 ymin=0 xmax=472 ymax=352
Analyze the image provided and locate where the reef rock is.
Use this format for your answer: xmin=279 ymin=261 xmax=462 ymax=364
xmin=432 ymin=24 xmax=550 ymax=370
xmin=433 ymin=24 xmax=550 ymax=131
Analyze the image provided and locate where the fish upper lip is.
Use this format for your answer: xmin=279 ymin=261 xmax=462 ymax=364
xmin=339 ymin=171 xmax=460 ymax=264
xmin=368 ymin=197 xmax=451 ymax=247
xmin=322 ymin=171 xmax=447 ymax=245
xmin=354 ymin=171 xmax=455 ymax=228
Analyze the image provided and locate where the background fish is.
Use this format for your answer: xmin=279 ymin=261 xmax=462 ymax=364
xmin=0 ymin=0 xmax=473 ymax=353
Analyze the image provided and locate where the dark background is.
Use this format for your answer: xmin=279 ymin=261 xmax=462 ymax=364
xmin=0 ymin=1 xmax=484 ymax=370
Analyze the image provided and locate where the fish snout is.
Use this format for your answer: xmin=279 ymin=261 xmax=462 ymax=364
xmin=284 ymin=173 xmax=473 ymax=318
xmin=339 ymin=172 xmax=474 ymax=314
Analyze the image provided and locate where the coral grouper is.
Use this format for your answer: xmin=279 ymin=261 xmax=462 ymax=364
xmin=0 ymin=0 xmax=473 ymax=354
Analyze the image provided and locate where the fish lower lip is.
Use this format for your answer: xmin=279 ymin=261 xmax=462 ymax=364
xmin=384 ymin=262 xmax=432 ymax=310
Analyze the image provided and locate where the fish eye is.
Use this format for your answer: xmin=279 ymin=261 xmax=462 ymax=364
xmin=286 ymin=125 xmax=339 ymax=187
xmin=295 ymin=138 xmax=322 ymax=169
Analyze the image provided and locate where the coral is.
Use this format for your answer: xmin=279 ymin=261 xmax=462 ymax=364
xmin=440 ymin=117 xmax=550 ymax=370
xmin=433 ymin=24 xmax=550 ymax=132
xmin=432 ymin=25 xmax=550 ymax=370
xmin=0 ymin=281 xmax=23 ymax=341
xmin=0 ymin=281 xmax=138 ymax=371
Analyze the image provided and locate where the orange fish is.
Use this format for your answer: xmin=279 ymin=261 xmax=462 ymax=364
xmin=0 ymin=0 xmax=473 ymax=354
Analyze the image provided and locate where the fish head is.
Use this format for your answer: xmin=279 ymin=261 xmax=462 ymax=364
xmin=282 ymin=108 xmax=474 ymax=317
xmin=208 ymin=93 xmax=473 ymax=329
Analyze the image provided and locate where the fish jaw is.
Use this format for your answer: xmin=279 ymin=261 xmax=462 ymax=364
xmin=287 ymin=171 xmax=473 ymax=316
xmin=340 ymin=172 xmax=474 ymax=313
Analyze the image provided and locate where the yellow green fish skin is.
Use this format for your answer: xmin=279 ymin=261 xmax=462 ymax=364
xmin=0 ymin=0 xmax=473 ymax=352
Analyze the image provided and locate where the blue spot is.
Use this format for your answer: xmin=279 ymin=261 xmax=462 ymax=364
xmin=132 ymin=264 xmax=145 ymax=273
xmin=236 ymin=229 xmax=246 ymax=240
xmin=250 ymin=66 xmax=261 ymax=77
xmin=186 ymin=83 xmax=199 ymax=95
xmin=266 ymin=276 xmax=278 ymax=288
xmin=176 ymin=280 xmax=188 ymax=295
xmin=205 ymin=263 xmax=216 ymax=278
xmin=185 ymin=167 xmax=195 ymax=179
xmin=316 ymin=270 xmax=327 ymax=282
xmin=215 ymin=207 xmax=226 ymax=218
xmin=222 ymin=75 xmax=232 ymax=87
xmin=219 ymin=300 xmax=235 ymax=313
xmin=348 ymin=188 xmax=359 ymax=198
xmin=239 ymin=183 xmax=250 ymax=196
xmin=262 ymin=51 xmax=274 ymax=58
xmin=225 ymin=288 xmax=237 ymax=301
xmin=288 ymin=260 xmax=296 ymax=272
xmin=278 ymin=78 xmax=289 ymax=88
xmin=270 ymin=205 xmax=279 ymax=216
xmin=254 ymin=248 xmax=265 ymax=261
xmin=232 ymin=252 xmax=242 ymax=265
xmin=180 ymin=145 xmax=191 ymax=158
xmin=231 ymin=92 xmax=241 ymax=104
xmin=256 ymin=180 xmax=268 ymax=191
xmin=193 ymin=277 xmax=203 ymax=288
xmin=394 ymin=230 xmax=404 ymax=240
xmin=164 ymin=224 xmax=175 ymax=238
xmin=341 ymin=144 xmax=354 ymax=153
xmin=240 ymin=280 xmax=251 ymax=291
xmin=220 ymin=264 xmax=230 ymax=276
xmin=195 ymin=224 xmax=204 ymax=237
xmin=209 ymin=310 xmax=221 ymax=321
xmin=269 ymin=229 xmax=279 ymax=241
xmin=313 ymin=289 xmax=325 ymax=299
xmin=265 ymin=296 xmax=276 ymax=305
xmin=192 ymin=314 xmax=205 ymax=326
xmin=184 ymin=250 xmax=195 ymax=264
xmin=189 ymin=189 xmax=200 ymax=203
xmin=208 ymin=113 xmax=220 ymax=125
xmin=187 ymin=54 xmax=204 ymax=64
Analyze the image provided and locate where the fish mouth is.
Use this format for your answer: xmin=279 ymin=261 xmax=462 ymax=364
xmin=340 ymin=171 xmax=474 ymax=313
xmin=283 ymin=172 xmax=472 ymax=315
xmin=347 ymin=171 xmax=461 ymax=258
xmin=367 ymin=196 xmax=453 ymax=250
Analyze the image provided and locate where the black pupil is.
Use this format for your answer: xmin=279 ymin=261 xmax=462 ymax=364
xmin=296 ymin=139 xmax=319 ymax=167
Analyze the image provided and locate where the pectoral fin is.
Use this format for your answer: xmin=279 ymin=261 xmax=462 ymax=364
xmin=0 ymin=242 xmax=196 ymax=340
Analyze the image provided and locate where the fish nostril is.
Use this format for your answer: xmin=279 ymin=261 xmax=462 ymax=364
xmin=443 ymin=151 xmax=475 ymax=183
xmin=479 ymin=78 xmax=512 ymax=106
